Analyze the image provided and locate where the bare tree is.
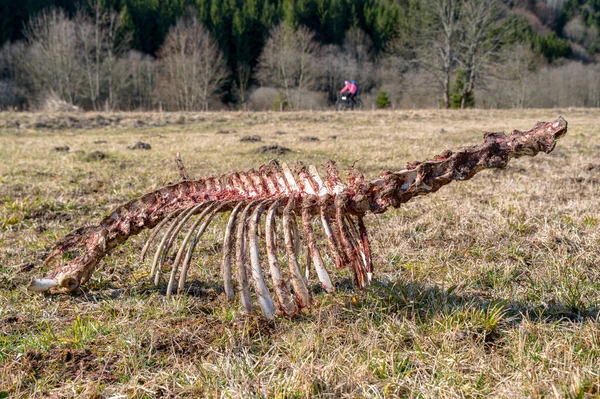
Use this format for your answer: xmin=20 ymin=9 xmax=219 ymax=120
xmin=417 ymin=0 xmax=462 ymax=108
xmin=232 ymin=62 xmax=251 ymax=110
xmin=546 ymin=0 xmax=567 ymax=12
xmin=319 ymin=29 xmax=378 ymax=105
xmin=343 ymin=27 xmax=374 ymax=64
xmin=0 ymin=41 xmax=29 ymax=90
xmin=256 ymin=24 xmax=320 ymax=110
xmin=75 ymin=0 xmax=131 ymax=110
xmin=22 ymin=8 xmax=84 ymax=105
xmin=477 ymin=44 xmax=541 ymax=108
xmin=75 ymin=13 xmax=100 ymax=109
xmin=502 ymin=44 xmax=541 ymax=108
xmin=0 ymin=42 xmax=29 ymax=109
xmin=115 ymin=50 xmax=157 ymax=110
xmin=319 ymin=45 xmax=347 ymax=104
xmin=457 ymin=0 xmax=506 ymax=108
xmin=157 ymin=15 xmax=228 ymax=111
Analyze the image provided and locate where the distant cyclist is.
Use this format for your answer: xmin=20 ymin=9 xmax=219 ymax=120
xmin=340 ymin=80 xmax=358 ymax=105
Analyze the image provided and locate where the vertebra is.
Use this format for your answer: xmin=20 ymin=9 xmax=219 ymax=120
xmin=29 ymin=118 xmax=568 ymax=319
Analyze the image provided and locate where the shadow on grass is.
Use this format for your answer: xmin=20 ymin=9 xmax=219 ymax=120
xmin=66 ymin=274 xmax=600 ymax=328
xmin=350 ymin=278 xmax=600 ymax=325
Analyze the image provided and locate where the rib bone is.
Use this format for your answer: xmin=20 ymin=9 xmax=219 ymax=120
xmin=165 ymin=202 xmax=216 ymax=298
xmin=221 ymin=202 xmax=244 ymax=301
xmin=140 ymin=209 xmax=184 ymax=262
xmin=283 ymin=196 xmax=310 ymax=307
xmin=236 ymin=202 xmax=254 ymax=313
xmin=266 ymin=200 xmax=298 ymax=316
xmin=177 ymin=203 xmax=223 ymax=294
xmin=150 ymin=207 xmax=196 ymax=282
xmin=301 ymin=198 xmax=334 ymax=292
xmin=249 ymin=201 xmax=276 ymax=319
xmin=155 ymin=203 xmax=205 ymax=285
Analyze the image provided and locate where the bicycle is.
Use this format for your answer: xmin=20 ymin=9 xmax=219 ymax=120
xmin=335 ymin=93 xmax=363 ymax=111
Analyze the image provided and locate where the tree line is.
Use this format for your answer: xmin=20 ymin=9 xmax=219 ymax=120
xmin=1 ymin=0 xmax=600 ymax=111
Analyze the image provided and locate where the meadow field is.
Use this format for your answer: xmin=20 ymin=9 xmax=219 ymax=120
xmin=0 ymin=109 xmax=599 ymax=398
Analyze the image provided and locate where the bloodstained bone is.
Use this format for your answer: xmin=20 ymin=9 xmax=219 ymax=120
xmin=175 ymin=152 xmax=190 ymax=180
xmin=29 ymin=117 xmax=568 ymax=319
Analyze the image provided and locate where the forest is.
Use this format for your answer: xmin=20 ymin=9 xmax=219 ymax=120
xmin=1 ymin=0 xmax=600 ymax=110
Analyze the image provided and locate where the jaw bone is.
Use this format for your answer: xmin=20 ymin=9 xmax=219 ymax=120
xmin=28 ymin=278 xmax=58 ymax=292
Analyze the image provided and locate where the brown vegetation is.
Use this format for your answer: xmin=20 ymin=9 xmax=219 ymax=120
xmin=0 ymin=109 xmax=599 ymax=397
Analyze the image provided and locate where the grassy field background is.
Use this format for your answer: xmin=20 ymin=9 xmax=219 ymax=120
xmin=0 ymin=109 xmax=598 ymax=398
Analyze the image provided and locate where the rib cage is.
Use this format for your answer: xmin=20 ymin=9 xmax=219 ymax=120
xmin=29 ymin=117 xmax=568 ymax=319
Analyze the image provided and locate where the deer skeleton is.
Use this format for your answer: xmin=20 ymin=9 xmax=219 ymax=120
xmin=29 ymin=118 xmax=568 ymax=319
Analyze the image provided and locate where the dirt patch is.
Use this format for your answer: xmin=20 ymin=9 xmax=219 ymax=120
xmin=128 ymin=142 xmax=152 ymax=150
xmin=142 ymin=320 xmax=222 ymax=358
xmin=142 ymin=317 xmax=275 ymax=358
xmin=274 ymin=130 xmax=287 ymax=135
xmin=23 ymin=348 xmax=118 ymax=383
xmin=256 ymin=144 xmax=291 ymax=155
xmin=240 ymin=135 xmax=262 ymax=142
xmin=87 ymin=151 xmax=107 ymax=161
xmin=216 ymin=129 xmax=237 ymax=134
xmin=26 ymin=209 xmax=72 ymax=223
xmin=93 ymin=140 xmax=108 ymax=144
xmin=0 ymin=315 xmax=33 ymax=335
xmin=299 ymin=136 xmax=320 ymax=142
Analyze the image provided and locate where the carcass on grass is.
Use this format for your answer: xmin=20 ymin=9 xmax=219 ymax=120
xmin=29 ymin=117 xmax=568 ymax=319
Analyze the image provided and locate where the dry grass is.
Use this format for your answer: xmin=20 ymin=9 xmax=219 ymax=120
xmin=0 ymin=109 xmax=599 ymax=398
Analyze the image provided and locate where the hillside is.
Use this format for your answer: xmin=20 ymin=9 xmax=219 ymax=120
xmin=2 ymin=0 xmax=598 ymax=60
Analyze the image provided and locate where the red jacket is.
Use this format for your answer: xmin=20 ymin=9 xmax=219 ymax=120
xmin=341 ymin=82 xmax=357 ymax=94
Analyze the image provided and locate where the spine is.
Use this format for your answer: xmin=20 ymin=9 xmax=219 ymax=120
xmin=352 ymin=117 xmax=568 ymax=214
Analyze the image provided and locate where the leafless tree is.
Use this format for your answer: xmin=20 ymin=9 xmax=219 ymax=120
xmin=256 ymin=24 xmax=320 ymax=110
xmin=157 ymin=15 xmax=228 ymax=111
xmin=22 ymin=8 xmax=84 ymax=105
xmin=343 ymin=27 xmax=374 ymax=64
xmin=546 ymin=0 xmax=567 ymax=12
xmin=319 ymin=45 xmax=347 ymax=103
xmin=503 ymin=44 xmax=541 ymax=108
xmin=319 ymin=31 xmax=378 ymax=105
xmin=563 ymin=18 xmax=599 ymax=51
xmin=480 ymin=44 xmax=542 ymax=108
xmin=232 ymin=62 xmax=251 ymax=109
xmin=417 ymin=0 xmax=461 ymax=108
xmin=0 ymin=42 xmax=29 ymax=109
xmin=75 ymin=0 xmax=130 ymax=110
xmin=0 ymin=41 xmax=29 ymax=90
xmin=377 ymin=54 xmax=409 ymax=107
xmin=115 ymin=50 xmax=157 ymax=110
xmin=456 ymin=0 xmax=506 ymax=108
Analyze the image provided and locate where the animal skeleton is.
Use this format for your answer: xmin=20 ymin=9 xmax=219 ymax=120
xmin=29 ymin=118 xmax=568 ymax=319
